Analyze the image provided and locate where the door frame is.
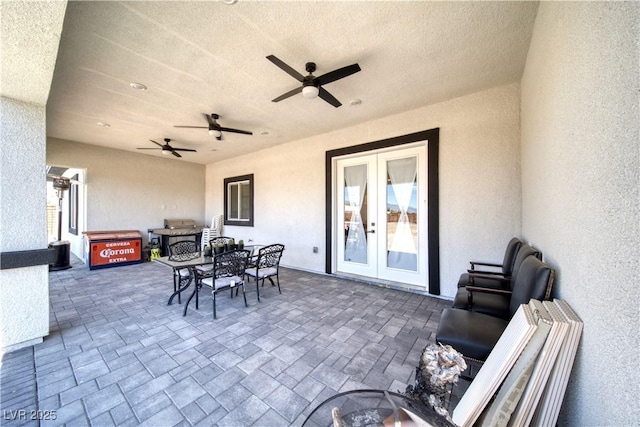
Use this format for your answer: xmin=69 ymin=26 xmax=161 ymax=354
xmin=325 ymin=128 xmax=440 ymax=295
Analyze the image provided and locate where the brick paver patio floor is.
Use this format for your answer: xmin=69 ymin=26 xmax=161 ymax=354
xmin=1 ymin=258 xmax=451 ymax=426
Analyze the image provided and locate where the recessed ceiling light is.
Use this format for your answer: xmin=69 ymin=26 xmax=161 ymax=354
xmin=96 ymin=122 xmax=110 ymax=127
xmin=350 ymin=99 xmax=362 ymax=106
xmin=222 ymin=0 xmax=238 ymax=4
xmin=129 ymin=82 xmax=147 ymax=90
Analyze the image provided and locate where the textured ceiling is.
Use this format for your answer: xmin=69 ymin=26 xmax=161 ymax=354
xmin=43 ymin=1 xmax=539 ymax=164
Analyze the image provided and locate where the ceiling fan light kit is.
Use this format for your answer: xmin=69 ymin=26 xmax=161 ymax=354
xmin=302 ymin=84 xmax=319 ymax=99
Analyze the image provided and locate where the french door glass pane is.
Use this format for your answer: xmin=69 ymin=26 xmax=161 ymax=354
xmin=344 ymin=164 xmax=368 ymax=264
xmin=386 ymin=157 xmax=418 ymax=271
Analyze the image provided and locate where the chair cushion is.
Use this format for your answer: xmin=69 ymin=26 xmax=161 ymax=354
xmin=245 ymin=267 xmax=277 ymax=279
xmin=436 ymin=308 xmax=509 ymax=361
xmin=452 ymin=288 xmax=511 ymax=319
xmin=177 ymin=268 xmax=191 ymax=277
xmin=201 ymin=275 xmax=243 ymax=290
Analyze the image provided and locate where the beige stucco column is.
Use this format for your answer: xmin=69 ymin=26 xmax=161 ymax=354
xmin=0 ymin=1 xmax=67 ymax=353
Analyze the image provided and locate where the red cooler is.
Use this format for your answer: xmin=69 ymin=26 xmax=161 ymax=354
xmin=84 ymin=230 xmax=143 ymax=270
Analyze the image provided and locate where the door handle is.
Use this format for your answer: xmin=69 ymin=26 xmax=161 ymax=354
xmin=366 ymin=230 xmax=375 ymax=234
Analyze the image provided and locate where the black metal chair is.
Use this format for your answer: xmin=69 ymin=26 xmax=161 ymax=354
xmin=209 ymin=236 xmax=234 ymax=248
xmin=168 ymin=240 xmax=199 ymax=303
xmin=436 ymin=255 xmax=555 ymax=361
xmin=195 ymin=249 xmax=250 ymax=319
xmin=197 ymin=236 xmax=235 ymax=276
xmin=244 ymin=244 xmax=284 ymax=302
xmin=457 ymin=237 xmax=522 ymax=289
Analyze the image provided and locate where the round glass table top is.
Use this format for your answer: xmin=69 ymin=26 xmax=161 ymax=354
xmin=302 ymin=389 xmax=455 ymax=427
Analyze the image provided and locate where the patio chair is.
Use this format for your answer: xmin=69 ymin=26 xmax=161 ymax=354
xmin=245 ymin=244 xmax=284 ymax=302
xmin=168 ymin=240 xmax=199 ymax=303
xmin=200 ymin=215 xmax=223 ymax=251
xmin=454 ymin=250 xmax=552 ymax=321
xmin=195 ymin=249 xmax=250 ymax=319
xmin=457 ymin=237 xmax=522 ymax=289
xmin=453 ymin=244 xmax=542 ymax=314
xmin=210 ymin=214 xmax=223 ymax=237
xmin=436 ymin=255 xmax=555 ymax=361
xmin=209 ymin=236 xmax=234 ymax=249
xmin=197 ymin=236 xmax=235 ymax=275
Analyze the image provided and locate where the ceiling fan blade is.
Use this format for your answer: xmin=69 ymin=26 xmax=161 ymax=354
xmin=272 ymin=86 xmax=303 ymax=103
xmin=267 ymin=55 xmax=305 ymax=82
xmin=174 ymin=125 xmax=207 ymax=129
xmin=149 ymin=139 xmax=164 ymax=148
xmin=171 ymin=148 xmax=197 ymax=152
xmin=218 ymin=127 xmax=253 ymax=135
xmin=171 ymin=151 xmax=182 ymax=158
xmin=315 ymin=63 xmax=361 ymax=86
xmin=318 ymin=87 xmax=342 ymax=108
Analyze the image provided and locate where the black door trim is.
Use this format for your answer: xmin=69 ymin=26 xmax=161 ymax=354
xmin=325 ymin=128 xmax=440 ymax=295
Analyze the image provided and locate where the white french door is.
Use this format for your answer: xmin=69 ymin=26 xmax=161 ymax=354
xmin=336 ymin=145 xmax=427 ymax=287
xmin=337 ymin=154 xmax=378 ymax=277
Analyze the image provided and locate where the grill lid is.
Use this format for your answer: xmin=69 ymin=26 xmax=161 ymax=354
xmin=164 ymin=219 xmax=197 ymax=229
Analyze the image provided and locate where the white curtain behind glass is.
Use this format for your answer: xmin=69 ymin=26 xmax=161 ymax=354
xmin=344 ymin=164 xmax=368 ymax=264
xmin=387 ymin=157 xmax=417 ymax=270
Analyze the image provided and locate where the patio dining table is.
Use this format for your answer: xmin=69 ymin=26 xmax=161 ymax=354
xmin=154 ymin=252 xmax=213 ymax=315
xmin=154 ymin=244 xmax=263 ymax=316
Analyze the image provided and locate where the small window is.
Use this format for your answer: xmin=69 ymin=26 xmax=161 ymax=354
xmin=224 ymin=174 xmax=253 ymax=227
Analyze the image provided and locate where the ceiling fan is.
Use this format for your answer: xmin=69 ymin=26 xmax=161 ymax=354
xmin=267 ymin=55 xmax=361 ymax=108
xmin=137 ymin=138 xmax=196 ymax=158
xmin=174 ymin=113 xmax=253 ymax=141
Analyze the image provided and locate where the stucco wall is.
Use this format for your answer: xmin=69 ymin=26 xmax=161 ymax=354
xmin=206 ymin=83 xmax=522 ymax=298
xmin=0 ymin=98 xmax=50 ymax=351
xmin=47 ymin=138 xmax=206 ymax=247
xmin=521 ymin=2 xmax=639 ymax=425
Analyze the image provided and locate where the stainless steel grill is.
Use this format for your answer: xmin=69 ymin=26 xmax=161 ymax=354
xmin=149 ymin=219 xmax=205 ymax=255
xmin=164 ymin=219 xmax=198 ymax=230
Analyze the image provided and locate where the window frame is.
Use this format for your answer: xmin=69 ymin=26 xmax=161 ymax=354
xmin=224 ymin=173 xmax=254 ymax=227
